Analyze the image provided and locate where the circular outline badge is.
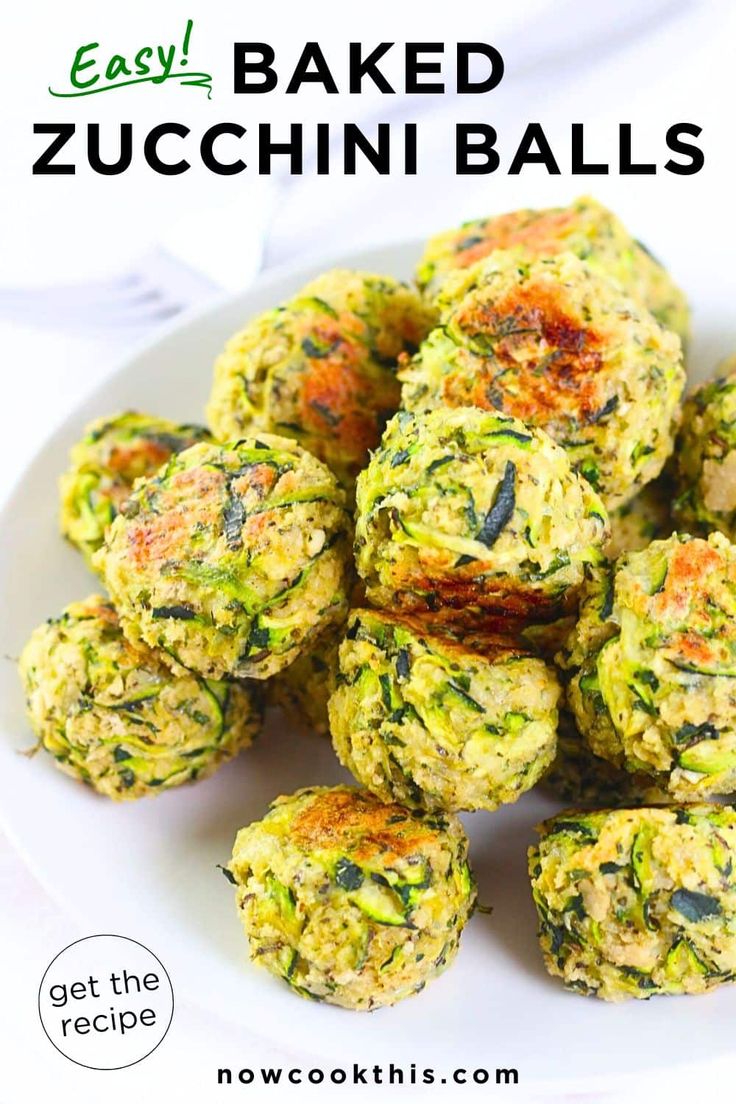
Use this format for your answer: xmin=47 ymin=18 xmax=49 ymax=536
xmin=38 ymin=934 xmax=174 ymax=1070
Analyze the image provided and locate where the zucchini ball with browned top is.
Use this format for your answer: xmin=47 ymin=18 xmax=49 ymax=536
xmin=401 ymin=251 xmax=684 ymax=509
xmin=329 ymin=608 xmax=560 ymax=812
xmin=354 ymin=407 xmax=609 ymax=624
xmin=227 ymin=785 xmax=476 ymax=1010
xmin=530 ymin=805 xmax=736 ymax=1000
xmin=59 ymin=412 xmax=211 ymax=566
xmin=207 ymin=270 xmax=436 ymax=492
xmin=94 ymin=436 xmax=352 ymax=680
xmin=19 ymin=596 xmax=261 ymax=800
xmin=416 ymin=194 xmax=689 ymax=341
xmin=673 ymin=356 xmax=736 ymax=540
xmin=562 ymin=532 xmax=736 ymax=798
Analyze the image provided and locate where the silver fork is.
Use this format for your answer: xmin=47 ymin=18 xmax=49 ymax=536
xmin=0 ymin=183 xmax=278 ymax=334
xmin=0 ymin=247 xmax=221 ymax=334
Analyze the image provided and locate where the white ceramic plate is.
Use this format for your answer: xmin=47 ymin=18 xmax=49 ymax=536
xmin=2 ymin=240 xmax=733 ymax=1088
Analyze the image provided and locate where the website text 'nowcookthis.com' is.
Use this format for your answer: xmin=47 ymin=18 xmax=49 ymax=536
xmin=217 ymin=1063 xmax=519 ymax=1087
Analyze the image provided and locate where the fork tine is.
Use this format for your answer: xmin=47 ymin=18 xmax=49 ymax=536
xmin=0 ymin=282 xmax=182 ymax=330
xmin=0 ymin=246 xmax=220 ymax=334
xmin=0 ymin=293 xmax=183 ymax=332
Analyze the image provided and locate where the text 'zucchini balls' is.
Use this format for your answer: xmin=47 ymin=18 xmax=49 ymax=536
xmin=59 ymin=412 xmax=211 ymax=566
xmin=329 ymin=608 xmax=560 ymax=812
xmin=207 ymin=270 xmax=436 ymax=492
xmin=673 ymin=356 xmax=736 ymax=540
xmin=355 ymin=406 xmax=609 ymax=624
xmin=95 ymin=436 xmax=352 ymax=680
xmin=19 ymin=596 xmax=261 ymax=800
xmin=416 ymin=194 xmax=690 ymax=341
xmin=529 ymin=805 xmax=736 ymax=1000
xmin=227 ymin=785 xmax=476 ymax=1010
xmin=401 ymin=251 xmax=684 ymax=509
xmin=562 ymin=532 xmax=736 ymax=799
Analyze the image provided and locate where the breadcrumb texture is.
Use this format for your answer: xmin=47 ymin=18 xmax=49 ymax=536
xmin=59 ymin=411 xmax=210 ymax=566
xmin=19 ymin=595 xmax=261 ymax=799
xmin=228 ymin=785 xmax=476 ymax=1010
xmin=541 ymin=709 xmax=672 ymax=807
xmin=355 ymin=406 xmax=609 ymax=624
xmin=329 ymin=608 xmax=559 ymax=812
xmin=530 ymin=805 xmax=736 ymax=1000
xmin=401 ymin=250 xmax=684 ymax=509
xmin=95 ymin=436 xmax=352 ymax=680
xmin=674 ymin=357 xmax=736 ymax=540
xmin=207 ymin=270 xmax=436 ymax=492
xmin=562 ymin=533 xmax=736 ymax=798
xmin=416 ymin=195 xmax=690 ymax=341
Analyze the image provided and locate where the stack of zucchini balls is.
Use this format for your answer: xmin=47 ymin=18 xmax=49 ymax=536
xmin=20 ymin=197 xmax=736 ymax=1010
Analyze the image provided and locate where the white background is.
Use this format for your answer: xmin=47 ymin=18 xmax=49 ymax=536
xmin=1 ymin=1 xmax=735 ymax=1100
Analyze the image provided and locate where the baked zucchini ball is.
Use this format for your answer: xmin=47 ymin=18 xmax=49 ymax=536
xmin=329 ymin=608 xmax=559 ymax=812
xmin=59 ymin=412 xmax=210 ymax=566
xmin=416 ymin=194 xmax=689 ymax=341
xmin=606 ymin=476 xmax=673 ymax=561
xmin=541 ymin=710 xmax=670 ymax=808
xmin=227 ymin=785 xmax=476 ymax=1010
xmin=95 ymin=437 xmax=352 ymax=680
xmin=563 ymin=532 xmax=736 ymax=798
xmin=18 ymin=596 xmax=261 ymax=800
xmin=207 ymin=270 xmax=435 ymax=492
xmin=529 ymin=805 xmax=736 ymax=1000
xmin=355 ymin=407 xmax=609 ymax=623
xmin=401 ymin=251 xmax=684 ymax=509
xmin=673 ymin=357 xmax=736 ymax=540
xmin=268 ymin=628 xmax=338 ymax=737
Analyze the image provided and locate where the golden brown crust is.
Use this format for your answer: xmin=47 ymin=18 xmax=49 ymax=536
xmin=126 ymin=510 xmax=189 ymax=568
xmin=653 ymin=539 xmax=723 ymax=620
xmin=650 ymin=541 xmax=735 ymax=671
xmin=354 ymin=607 xmax=532 ymax=662
xmin=106 ymin=438 xmax=173 ymax=476
xmin=207 ymin=272 xmax=435 ymax=489
xmin=387 ymin=566 xmax=574 ymax=622
xmin=446 ymin=208 xmax=579 ymax=271
xmin=97 ymin=437 xmax=351 ymax=680
xmin=297 ymin=323 xmax=398 ymax=464
xmin=83 ymin=597 xmax=119 ymax=624
xmin=445 ymin=283 xmax=604 ymax=425
xmin=126 ymin=466 xmax=227 ymax=567
xmin=290 ymin=788 xmax=434 ymax=860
